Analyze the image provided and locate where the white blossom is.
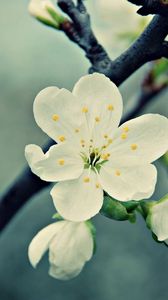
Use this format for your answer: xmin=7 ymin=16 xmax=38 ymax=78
xmin=147 ymin=195 xmax=168 ymax=244
xmin=28 ymin=220 xmax=94 ymax=280
xmin=25 ymin=73 xmax=168 ymax=221
xmin=88 ymin=0 xmax=151 ymax=55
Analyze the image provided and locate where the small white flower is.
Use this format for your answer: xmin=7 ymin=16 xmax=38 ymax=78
xmin=25 ymin=73 xmax=168 ymax=222
xmin=28 ymin=0 xmax=59 ymax=27
xmin=147 ymin=195 xmax=168 ymax=244
xmin=28 ymin=220 xmax=94 ymax=280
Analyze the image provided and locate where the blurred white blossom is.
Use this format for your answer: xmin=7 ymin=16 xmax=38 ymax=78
xmin=87 ymin=0 xmax=151 ymax=55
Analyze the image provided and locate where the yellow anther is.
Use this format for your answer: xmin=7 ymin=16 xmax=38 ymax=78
xmin=131 ymin=144 xmax=138 ymax=150
xmin=123 ymin=126 xmax=129 ymax=132
xmin=83 ymin=177 xmax=90 ymax=183
xmin=95 ymin=116 xmax=100 ymax=123
xmin=58 ymin=135 xmax=66 ymax=142
xmin=108 ymin=139 xmax=113 ymax=144
xmin=101 ymin=153 xmax=109 ymax=160
xmin=104 ymin=134 xmax=108 ymax=139
xmin=107 ymin=153 xmax=111 ymax=157
xmin=82 ymin=144 xmax=85 ymax=148
xmin=90 ymin=139 xmax=93 ymax=143
xmin=58 ymin=159 xmax=65 ymax=166
xmin=80 ymin=139 xmax=85 ymax=144
xmin=107 ymin=104 xmax=114 ymax=111
xmin=96 ymin=183 xmax=100 ymax=189
xmin=75 ymin=128 xmax=79 ymax=133
xmin=121 ymin=133 xmax=127 ymax=140
xmin=82 ymin=106 xmax=88 ymax=113
xmin=52 ymin=114 xmax=59 ymax=121
xmin=94 ymin=149 xmax=99 ymax=155
xmin=115 ymin=170 xmax=121 ymax=176
xmin=102 ymin=145 xmax=107 ymax=149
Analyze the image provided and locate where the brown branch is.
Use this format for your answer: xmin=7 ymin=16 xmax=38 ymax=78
xmin=128 ymin=0 xmax=168 ymax=16
xmin=58 ymin=0 xmax=168 ymax=85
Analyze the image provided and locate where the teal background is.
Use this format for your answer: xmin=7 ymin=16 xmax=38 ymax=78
xmin=0 ymin=1 xmax=168 ymax=300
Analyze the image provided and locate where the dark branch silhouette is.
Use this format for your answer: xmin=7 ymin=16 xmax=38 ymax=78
xmin=128 ymin=0 xmax=168 ymax=16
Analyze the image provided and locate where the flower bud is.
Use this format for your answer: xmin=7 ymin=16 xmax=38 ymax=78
xmin=28 ymin=0 xmax=65 ymax=28
xmin=144 ymin=194 xmax=168 ymax=244
xmin=28 ymin=220 xmax=94 ymax=280
xmin=100 ymin=196 xmax=136 ymax=222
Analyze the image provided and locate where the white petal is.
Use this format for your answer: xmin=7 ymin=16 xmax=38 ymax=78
xmin=28 ymin=221 xmax=66 ymax=268
xmin=51 ymin=170 xmax=103 ymax=221
xmin=108 ymin=114 xmax=168 ymax=167
xmin=25 ymin=144 xmax=44 ymax=176
xmin=25 ymin=143 xmax=84 ymax=182
xmin=48 ymin=222 xmax=93 ymax=280
xmin=99 ymin=163 xmax=157 ymax=201
xmin=49 ymin=264 xmax=82 ymax=281
xmin=33 ymin=87 xmax=87 ymax=144
xmin=150 ymin=199 xmax=168 ymax=241
xmin=72 ymin=73 xmax=123 ymax=146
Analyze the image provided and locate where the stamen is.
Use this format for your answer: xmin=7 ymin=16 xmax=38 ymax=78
xmin=107 ymin=104 xmax=114 ymax=111
xmin=52 ymin=114 xmax=59 ymax=121
xmin=108 ymin=139 xmax=113 ymax=144
xmin=104 ymin=134 xmax=108 ymax=139
xmin=123 ymin=126 xmax=129 ymax=132
xmin=94 ymin=148 xmax=99 ymax=155
xmin=83 ymin=176 xmax=90 ymax=183
xmin=82 ymin=106 xmax=88 ymax=113
xmin=80 ymin=139 xmax=85 ymax=144
xmin=121 ymin=133 xmax=127 ymax=140
xmin=58 ymin=135 xmax=66 ymax=142
xmin=75 ymin=128 xmax=79 ymax=133
xmin=95 ymin=116 xmax=100 ymax=123
xmin=101 ymin=153 xmax=109 ymax=160
xmin=58 ymin=159 xmax=65 ymax=166
xmin=115 ymin=170 xmax=121 ymax=176
xmin=131 ymin=144 xmax=138 ymax=150
xmin=96 ymin=183 xmax=100 ymax=189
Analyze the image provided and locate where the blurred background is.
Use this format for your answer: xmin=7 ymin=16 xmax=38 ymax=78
xmin=0 ymin=1 xmax=168 ymax=299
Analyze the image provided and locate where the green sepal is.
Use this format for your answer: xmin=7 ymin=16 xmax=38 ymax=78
xmin=46 ymin=6 xmax=66 ymax=27
xmin=36 ymin=16 xmax=59 ymax=29
xmin=122 ymin=201 xmax=139 ymax=212
xmin=128 ymin=212 xmax=136 ymax=224
xmin=52 ymin=212 xmax=64 ymax=220
xmin=85 ymin=220 xmax=96 ymax=255
xmin=100 ymin=196 xmax=134 ymax=222
xmin=139 ymin=200 xmax=155 ymax=220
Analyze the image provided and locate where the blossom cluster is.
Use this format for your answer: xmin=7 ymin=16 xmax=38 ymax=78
xmin=25 ymin=71 xmax=168 ymax=280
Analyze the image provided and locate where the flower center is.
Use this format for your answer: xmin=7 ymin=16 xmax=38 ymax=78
xmin=81 ymin=142 xmax=110 ymax=172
